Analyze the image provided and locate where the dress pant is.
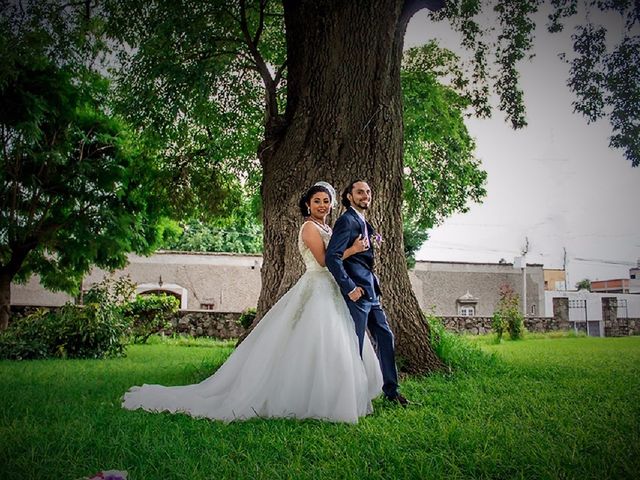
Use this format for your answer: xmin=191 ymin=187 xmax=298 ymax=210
xmin=346 ymin=297 xmax=399 ymax=399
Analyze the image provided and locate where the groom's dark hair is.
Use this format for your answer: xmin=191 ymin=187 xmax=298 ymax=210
xmin=341 ymin=180 xmax=367 ymax=208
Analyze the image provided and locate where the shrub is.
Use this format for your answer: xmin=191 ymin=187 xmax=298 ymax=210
xmin=122 ymin=294 xmax=179 ymax=343
xmin=0 ymin=304 xmax=129 ymax=360
xmin=52 ymin=304 xmax=129 ymax=358
xmin=0 ymin=309 xmax=51 ymax=360
xmin=0 ymin=276 xmax=136 ymax=360
xmin=237 ymin=307 xmax=257 ymax=329
xmin=84 ymin=275 xmax=136 ymax=306
xmin=492 ymin=311 xmax=507 ymax=341
xmin=493 ymin=284 xmax=525 ymax=341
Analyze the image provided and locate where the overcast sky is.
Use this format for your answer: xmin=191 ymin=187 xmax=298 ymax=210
xmin=405 ymin=7 xmax=640 ymax=287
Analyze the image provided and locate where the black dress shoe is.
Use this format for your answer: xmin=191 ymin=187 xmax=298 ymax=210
xmin=386 ymin=393 xmax=409 ymax=407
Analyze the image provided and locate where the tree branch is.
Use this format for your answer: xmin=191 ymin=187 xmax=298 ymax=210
xmin=239 ymin=0 xmax=279 ymax=122
xmin=399 ymin=0 xmax=446 ymax=36
xmin=253 ymin=0 xmax=267 ymax=46
xmin=274 ymin=59 xmax=288 ymax=87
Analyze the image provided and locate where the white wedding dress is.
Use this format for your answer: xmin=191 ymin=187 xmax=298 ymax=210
xmin=122 ymin=222 xmax=383 ymax=423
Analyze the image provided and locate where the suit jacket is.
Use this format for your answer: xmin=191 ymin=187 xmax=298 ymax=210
xmin=326 ymin=208 xmax=381 ymax=300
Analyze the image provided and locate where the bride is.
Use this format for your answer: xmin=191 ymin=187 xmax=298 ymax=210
xmin=122 ymin=182 xmax=383 ymax=423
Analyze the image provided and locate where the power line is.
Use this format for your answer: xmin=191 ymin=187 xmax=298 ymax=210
xmin=572 ymin=257 xmax=637 ymax=267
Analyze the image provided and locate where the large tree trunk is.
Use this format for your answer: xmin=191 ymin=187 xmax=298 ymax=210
xmin=254 ymin=0 xmax=444 ymax=374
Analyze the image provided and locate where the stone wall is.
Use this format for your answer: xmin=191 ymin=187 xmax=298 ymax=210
xmin=9 ymin=305 xmax=246 ymax=340
xmin=10 ymin=302 xmax=639 ymax=339
xmin=604 ymin=318 xmax=640 ymax=336
xmin=163 ymin=311 xmax=246 ymax=339
xmin=600 ymin=297 xmax=640 ymax=337
xmin=439 ymin=315 xmax=570 ymax=335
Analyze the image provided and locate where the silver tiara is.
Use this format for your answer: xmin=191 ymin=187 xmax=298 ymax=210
xmin=314 ymin=181 xmax=337 ymax=208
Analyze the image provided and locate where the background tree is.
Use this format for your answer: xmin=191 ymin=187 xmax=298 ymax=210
xmin=402 ymin=41 xmax=487 ymax=267
xmin=0 ymin=6 xmax=170 ymax=329
xmin=432 ymin=0 xmax=639 ymax=166
xmin=575 ymin=278 xmax=592 ymax=291
xmin=163 ymin=199 xmax=264 ymax=254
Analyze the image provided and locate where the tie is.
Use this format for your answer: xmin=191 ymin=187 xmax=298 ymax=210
xmin=363 ymin=219 xmax=369 ymax=244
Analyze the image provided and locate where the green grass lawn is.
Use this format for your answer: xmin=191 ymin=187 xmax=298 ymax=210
xmin=1 ymin=335 xmax=639 ymax=479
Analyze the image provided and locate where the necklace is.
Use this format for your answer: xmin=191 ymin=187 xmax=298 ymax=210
xmin=308 ymin=218 xmax=331 ymax=233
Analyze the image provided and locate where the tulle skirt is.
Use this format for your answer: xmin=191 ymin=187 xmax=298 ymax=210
xmin=122 ymin=269 xmax=383 ymax=423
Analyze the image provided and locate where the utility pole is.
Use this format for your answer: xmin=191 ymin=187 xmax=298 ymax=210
xmin=514 ymin=237 xmax=529 ymax=317
xmin=562 ymin=247 xmax=568 ymax=291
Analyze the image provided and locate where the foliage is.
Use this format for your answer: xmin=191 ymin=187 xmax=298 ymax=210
xmin=0 ymin=304 xmax=129 ymax=360
xmin=402 ymin=218 xmax=429 ymax=269
xmin=104 ymin=0 xmax=271 ymax=220
xmin=432 ymin=0 xmax=640 ymax=166
xmin=83 ymin=275 xmax=137 ymax=307
xmin=402 ymin=41 xmax=488 ymax=235
xmin=122 ymin=294 xmax=180 ymax=344
xmin=575 ymin=278 xmax=592 ymax=291
xmin=491 ymin=310 xmax=508 ymax=342
xmin=0 ymin=309 xmax=50 ymax=359
xmin=0 ymin=6 xmax=171 ymax=319
xmin=237 ymin=307 xmax=257 ymax=329
xmin=165 ymin=219 xmax=263 ymax=254
xmin=0 ymin=275 xmax=136 ymax=359
xmin=493 ymin=284 xmax=525 ymax=341
xmin=425 ymin=311 xmax=497 ymax=372
xmin=162 ymin=196 xmax=263 ymax=254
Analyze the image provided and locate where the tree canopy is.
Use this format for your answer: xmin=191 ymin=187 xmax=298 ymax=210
xmin=431 ymin=0 xmax=639 ymax=166
xmin=0 ymin=2 xmax=171 ymax=328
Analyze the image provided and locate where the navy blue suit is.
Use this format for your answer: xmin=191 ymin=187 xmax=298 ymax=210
xmin=326 ymin=208 xmax=399 ymax=399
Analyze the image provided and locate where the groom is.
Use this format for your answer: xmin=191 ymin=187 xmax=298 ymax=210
xmin=326 ymin=180 xmax=407 ymax=406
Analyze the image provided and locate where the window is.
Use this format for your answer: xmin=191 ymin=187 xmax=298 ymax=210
xmin=530 ymin=304 xmax=537 ymax=315
xmin=200 ymin=303 xmax=215 ymax=310
xmin=459 ymin=306 xmax=475 ymax=317
xmin=631 ymin=274 xmax=636 ymax=279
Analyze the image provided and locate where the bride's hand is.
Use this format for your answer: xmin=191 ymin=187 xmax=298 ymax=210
xmin=342 ymin=234 xmax=369 ymax=260
xmin=350 ymin=234 xmax=369 ymax=253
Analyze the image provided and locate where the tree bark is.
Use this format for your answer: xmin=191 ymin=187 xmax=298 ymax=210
xmin=0 ymin=270 xmax=11 ymax=330
xmin=0 ymin=244 xmax=36 ymax=330
xmin=253 ymin=0 xmax=444 ymax=374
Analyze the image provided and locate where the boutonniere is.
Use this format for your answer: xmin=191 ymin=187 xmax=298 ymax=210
xmin=370 ymin=233 xmax=383 ymax=248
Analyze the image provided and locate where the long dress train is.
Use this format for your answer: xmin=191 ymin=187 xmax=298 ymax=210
xmin=122 ymin=222 xmax=383 ymax=423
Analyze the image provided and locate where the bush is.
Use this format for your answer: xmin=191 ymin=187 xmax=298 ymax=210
xmin=493 ymin=284 xmax=525 ymax=341
xmin=0 ymin=276 xmax=136 ymax=360
xmin=492 ymin=311 xmax=507 ymax=341
xmin=0 ymin=304 xmax=129 ymax=360
xmin=0 ymin=309 xmax=51 ymax=360
xmin=84 ymin=275 xmax=136 ymax=306
xmin=237 ymin=307 xmax=257 ymax=329
xmin=122 ymin=294 xmax=179 ymax=343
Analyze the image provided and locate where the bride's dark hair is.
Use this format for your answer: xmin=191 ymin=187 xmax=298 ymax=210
xmin=299 ymin=185 xmax=332 ymax=217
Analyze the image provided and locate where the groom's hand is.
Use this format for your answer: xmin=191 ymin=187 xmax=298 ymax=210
xmin=348 ymin=286 xmax=365 ymax=302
